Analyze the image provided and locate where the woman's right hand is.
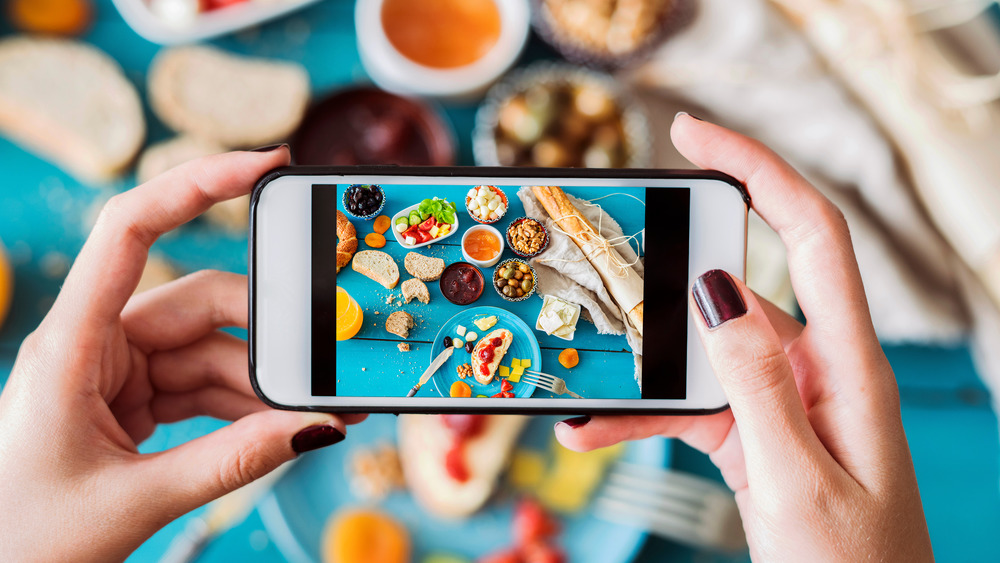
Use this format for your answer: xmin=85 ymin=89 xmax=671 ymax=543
xmin=555 ymin=114 xmax=934 ymax=561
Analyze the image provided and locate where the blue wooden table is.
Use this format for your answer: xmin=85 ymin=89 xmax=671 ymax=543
xmin=0 ymin=1 xmax=998 ymax=561
xmin=336 ymin=183 xmax=643 ymax=401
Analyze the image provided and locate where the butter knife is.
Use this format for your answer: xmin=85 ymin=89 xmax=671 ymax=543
xmin=406 ymin=345 xmax=454 ymax=397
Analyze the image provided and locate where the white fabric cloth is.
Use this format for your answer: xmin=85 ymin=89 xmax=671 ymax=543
xmin=627 ymin=0 xmax=1000 ymax=404
xmin=518 ymin=187 xmax=645 ymax=386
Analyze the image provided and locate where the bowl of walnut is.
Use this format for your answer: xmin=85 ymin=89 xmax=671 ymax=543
xmin=505 ymin=217 xmax=549 ymax=258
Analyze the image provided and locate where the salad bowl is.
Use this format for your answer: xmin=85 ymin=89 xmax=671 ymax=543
xmin=391 ymin=197 xmax=461 ymax=249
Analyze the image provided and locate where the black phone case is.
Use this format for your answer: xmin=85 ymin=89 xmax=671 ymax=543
xmin=248 ymin=165 xmax=748 ymax=415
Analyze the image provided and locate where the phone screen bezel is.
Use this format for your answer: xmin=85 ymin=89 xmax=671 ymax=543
xmin=249 ymin=166 xmax=748 ymax=415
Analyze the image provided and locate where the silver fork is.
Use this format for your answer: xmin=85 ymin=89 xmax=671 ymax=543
xmin=594 ymin=462 xmax=747 ymax=553
xmin=521 ymin=370 xmax=584 ymax=398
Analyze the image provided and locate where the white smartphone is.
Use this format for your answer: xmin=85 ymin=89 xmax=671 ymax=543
xmin=250 ymin=166 xmax=747 ymax=414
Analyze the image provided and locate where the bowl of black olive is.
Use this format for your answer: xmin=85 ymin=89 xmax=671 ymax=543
xmin=493 ymin=259 xmax=536 ymax=302
xmin=342 ymin=184 xmax=385 ymax=220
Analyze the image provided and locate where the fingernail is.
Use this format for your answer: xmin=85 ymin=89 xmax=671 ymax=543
xmin=560 ymin=415 xmax=591 ymax=429
xmin=251 ymin=143 xmax=289 ymax=153
xmin=692 ymin=269 xmax=747 ymax=329
xmin=675 ymin=111 xmax=703 ymax=121
xmin=292 ymin=425 xmax=345 ymax=454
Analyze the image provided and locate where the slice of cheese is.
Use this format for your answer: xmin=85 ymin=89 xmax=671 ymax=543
xmin=521 ymin=359 xmax=531 ymax=369
xmin=499 ymin=365 xmax=510 ymax=379
xmin=509 ymin=368 xmax=522 ymax=383
xmin=473 ymin=315 xmax=498 ymax=331
xmin=511 ymin=358 xmax=521 ymax=370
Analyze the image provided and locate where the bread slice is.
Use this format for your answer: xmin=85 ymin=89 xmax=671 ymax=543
xmin=352 ymin=250 xmax=399 ymax=289
xmin=385 ymin=311 xmax=414 ymax=339
xmin=471 ymin=329 xmax=514 ymax=385
xmin=401 ymin=278 xmax=430 ymax=304
xmin=0 ymin=37 xmax=145 ymax=183
xmin=398 ymin=415 xmax=528 ymax=518
xmin=404 ymin=252 xmax=446 ymax=281
xmin=148 ymin=45 xmax=309 ymax=148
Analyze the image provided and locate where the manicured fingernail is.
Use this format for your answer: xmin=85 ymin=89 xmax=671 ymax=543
xmin=560 ymin=415 xmax=591 ymax=429
xmin=251 ymin=143 xmax=289 ymax=153
xmin=675 ymin=111 xmax=703 ymax=121
xmin=292 ymin=425 xmax=344 ymax=454
xmin=692 ymin=269 xmax=747 ymax=329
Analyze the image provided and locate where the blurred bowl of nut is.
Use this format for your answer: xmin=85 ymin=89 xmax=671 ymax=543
xmin=531 ymin=0 xmax=695 ymax=69
xmin=506 ymin=216 xmax=549 ymax=258
xmin=473 ymin=63 xmax=651 ymax=169
xmin=493 ymin=258 xmax=537 ymax=302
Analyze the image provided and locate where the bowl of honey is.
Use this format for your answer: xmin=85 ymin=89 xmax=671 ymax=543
xmin=461 ymin=224 xmax=505 ymax=268
xmin=355 ymin=0 xmax=530 ymax=100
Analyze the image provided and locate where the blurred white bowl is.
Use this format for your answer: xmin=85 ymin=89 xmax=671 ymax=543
xmin=112 ymin=0 xmax=320 ymax=45
xmin=355 ymin=0 xmax=530 ymax=100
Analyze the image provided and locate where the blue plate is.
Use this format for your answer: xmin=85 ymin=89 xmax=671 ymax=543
xmin=428 ymin=306 xmax=541 ymax=399
xmin=259 ymin=414 xmax=672 ymax=563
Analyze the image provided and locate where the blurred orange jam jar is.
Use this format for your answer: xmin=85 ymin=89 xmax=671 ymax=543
xmin=381 ymin=0 xmax=501 ymax=69
xmin=464 ymin=228 xmax=501 ymax=261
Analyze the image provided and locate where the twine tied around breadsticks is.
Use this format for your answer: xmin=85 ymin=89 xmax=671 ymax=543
xmin=536 ymin=193 xmax=645 ymax=278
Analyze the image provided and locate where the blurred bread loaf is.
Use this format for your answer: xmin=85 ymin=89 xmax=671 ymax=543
xmin=0 ymin=37 xmax=145 ymax=182
xmin=148 ymin=46 xmax=309 ymax=148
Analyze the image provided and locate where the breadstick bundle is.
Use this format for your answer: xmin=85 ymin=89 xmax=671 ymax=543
xmin=530 ymin=186 xmax=644 ymax=335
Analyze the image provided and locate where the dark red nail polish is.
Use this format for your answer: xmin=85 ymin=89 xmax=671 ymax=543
xmin=251 ymin=143 xmax=289 ymax=153
xmin=561 ymin=415 xmax=591 ymax=428
xmin=292 ymin=425 xmax=344 ymax=454
xmin=692 ymin=269 xmax=747 ymax=328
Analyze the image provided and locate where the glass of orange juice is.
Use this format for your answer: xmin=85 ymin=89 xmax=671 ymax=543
xmin=337 ymin=286 xmax=364 ymax=341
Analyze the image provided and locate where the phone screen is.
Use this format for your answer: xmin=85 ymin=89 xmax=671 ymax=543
xmin=316 ymin=182 xmax=690 ymax=401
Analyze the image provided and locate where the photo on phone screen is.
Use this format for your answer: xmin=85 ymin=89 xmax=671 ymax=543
xmin=317 ymin=181 xmax=691 ymax=402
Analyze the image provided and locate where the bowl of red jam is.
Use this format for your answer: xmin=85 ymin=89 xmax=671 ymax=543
xmin=440 ymin=261 xmax=485 ymax=306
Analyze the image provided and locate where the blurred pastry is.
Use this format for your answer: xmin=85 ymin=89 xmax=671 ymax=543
xmin=0 ymin=37 xmax=145 ymax=183
xmin=148 ymin=45 xmax=309 ymax=148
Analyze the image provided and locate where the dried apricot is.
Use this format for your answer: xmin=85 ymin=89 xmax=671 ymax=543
xmin=558 ymin=348 xmax=579 ymax=369
xmin=373 ymin=214 xmax=391 ymax=234
xmin=365 ymin=233 xmax=387 ymax=248
xmin=450 ymin=380 xmax=472 ymax=398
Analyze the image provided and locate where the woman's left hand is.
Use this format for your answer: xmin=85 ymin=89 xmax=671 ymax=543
xmin=0 ymin=148 xmax=364 ymax=562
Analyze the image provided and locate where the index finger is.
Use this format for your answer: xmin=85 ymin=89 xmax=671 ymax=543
xmin=670 ymin=114 xmax=876 ymax=344
xmin=55 ymin=148 xmax=290 ymax=326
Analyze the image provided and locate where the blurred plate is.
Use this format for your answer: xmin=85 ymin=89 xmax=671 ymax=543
xmin=429 ymin=307 xmax=540 ymax=399
xmin=111 ymin=0 xmax=320 ymax=45
xmin=259 ymin=414 xmax=671 ymax=563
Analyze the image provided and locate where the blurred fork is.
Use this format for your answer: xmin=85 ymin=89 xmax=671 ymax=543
xmin=522 ymin=370 xmax=584 ymax=398
xmin=594 ymin=462 xmax=747 ymax=553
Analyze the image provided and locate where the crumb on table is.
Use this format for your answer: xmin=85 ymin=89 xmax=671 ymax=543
xmin=397 ymin=343 xmax=410 ymax=352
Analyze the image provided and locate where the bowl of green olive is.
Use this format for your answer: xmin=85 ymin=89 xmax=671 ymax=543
xmin=493 ymin=258 xmax=537 ymax=302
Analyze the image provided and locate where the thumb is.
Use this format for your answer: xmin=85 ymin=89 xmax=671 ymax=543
xmin=137 ymin=409 xmax=344 ymax=516
xmin=691 ymin=269 xmax=827 ymax=485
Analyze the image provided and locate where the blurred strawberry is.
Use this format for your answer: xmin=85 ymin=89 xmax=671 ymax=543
xmin=520 ymin=542 xmax=565 ymax=563
xmin=513 ymin=498 xmax=560 ymax=545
